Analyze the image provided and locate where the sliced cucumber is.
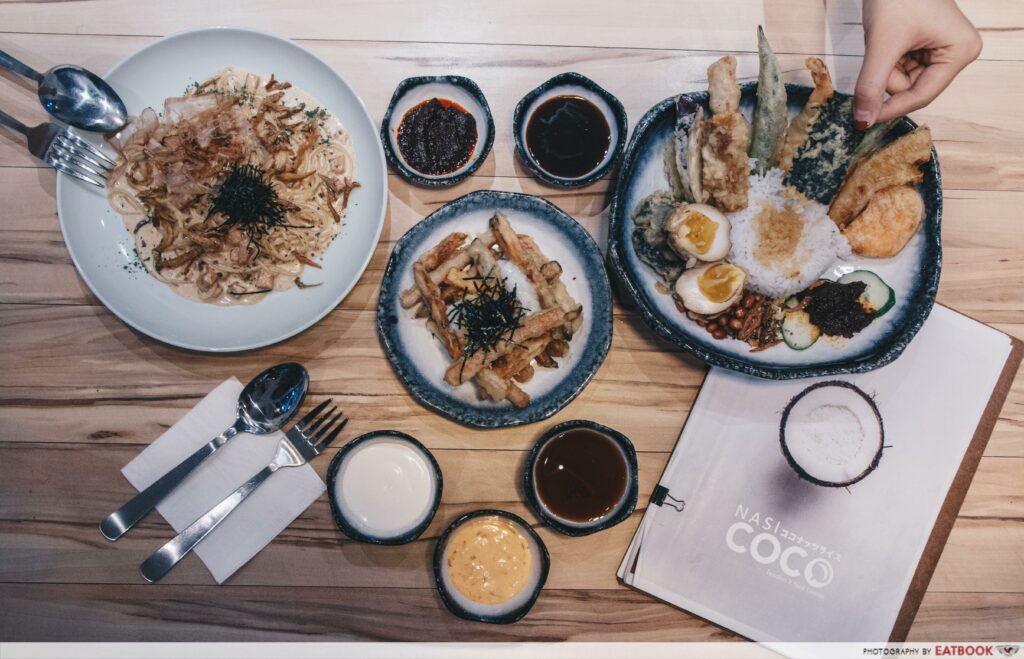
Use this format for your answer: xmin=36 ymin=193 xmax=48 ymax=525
xmin=782 ymin=310 xmax=821 ymax=350
xmin=838 ymin=270 xmax=895 ymax=316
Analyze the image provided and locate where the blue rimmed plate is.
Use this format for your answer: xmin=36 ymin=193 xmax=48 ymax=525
xmin=377 ymin=190 xmax=613 ymax=428
xmin=607 ymin=83 xmax=942 ymax=380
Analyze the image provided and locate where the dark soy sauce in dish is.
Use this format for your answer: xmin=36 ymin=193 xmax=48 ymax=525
xmin=533 ymin=427 xmax=627 ymax=523
xmin=397 ymin=98 xmax=477 ymax=176
xmin=525 ymin=95 xmax=611 ymax=179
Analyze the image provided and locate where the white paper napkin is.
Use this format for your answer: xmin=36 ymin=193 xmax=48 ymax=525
xmin=122 ymin=377 xmax=326 ymax=583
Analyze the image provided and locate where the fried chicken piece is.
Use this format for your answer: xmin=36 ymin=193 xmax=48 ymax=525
xmin=779 ymin=57 xmax=835 ymax=173
xmin=829 ymin=125 xmax=932 ymax=228
xmin=842 ymin=185 xmax=925 ymax=257
xmin=701 ymin=55 xmax=751 ymax=211
xmin=702 ymin=112 xmax=751 ymax=211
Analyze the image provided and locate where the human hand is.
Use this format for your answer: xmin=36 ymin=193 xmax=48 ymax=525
xmin=854 ymin=0 xmax=982 ymax=129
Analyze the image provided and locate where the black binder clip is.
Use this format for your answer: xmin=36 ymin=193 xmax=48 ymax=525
xmin=650 ymin=484 xmax=685 ymax=512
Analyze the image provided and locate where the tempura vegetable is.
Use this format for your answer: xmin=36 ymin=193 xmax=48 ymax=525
xmin=784 ymin=95 xmax=862 ymax=204
xmin=708 ymin=55 xmax=741 ymax=114
xmin=779 ymin=57 xmax=834 ymax=173
xmin=671 ymin=96 xmax=702 ymax=202
xmin=687 ymin=106 xmax=708 ymax=203
xmin=749 ymin=26 xmax=788 ymax=172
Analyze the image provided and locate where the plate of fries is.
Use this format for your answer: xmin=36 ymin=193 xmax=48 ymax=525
xmin=377 ymin=190 xmax=613 ymax=427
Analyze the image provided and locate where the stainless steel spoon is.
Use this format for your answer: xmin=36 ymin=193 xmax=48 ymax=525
xmin=99 ymin=363 xmax=310 ymax=541
xmin=0 ymin=49 xmax=127 ymax=133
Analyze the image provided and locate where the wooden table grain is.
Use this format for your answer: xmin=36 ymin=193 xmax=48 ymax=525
xmin=0 ymin=0 xmax=1021 ymax=643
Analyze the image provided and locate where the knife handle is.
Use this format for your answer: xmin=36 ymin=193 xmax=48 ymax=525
xmin=139 ymin=463 xmax=277 ymax=583
xmin=99 ymin=424 xmax=240 ymax=541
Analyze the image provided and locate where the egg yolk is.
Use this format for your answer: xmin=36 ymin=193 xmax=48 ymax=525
xmin=682 ymin=211 xmax=718 ymax=254
xmin=698 ymin=264 xmax=743 ymax=302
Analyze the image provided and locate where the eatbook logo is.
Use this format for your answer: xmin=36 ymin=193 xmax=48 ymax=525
xmin=726 ymin=504 xmax=838 ymax=590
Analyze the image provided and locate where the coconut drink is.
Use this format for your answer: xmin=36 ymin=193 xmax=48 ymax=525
xmin=779 ymin=380 xmax=885 ymax=487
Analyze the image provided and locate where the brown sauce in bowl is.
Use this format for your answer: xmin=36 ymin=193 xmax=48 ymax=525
xmin=533 ymin=427 xmax=628 ymax=524
xmin=524 ymin=95 xmax=610 ymax=179
xmin=397 ymin=98 xmax=477 ymax=176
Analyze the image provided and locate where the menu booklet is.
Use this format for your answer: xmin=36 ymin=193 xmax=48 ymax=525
xmin=618 ymin=306 xmax=1021 ymax=642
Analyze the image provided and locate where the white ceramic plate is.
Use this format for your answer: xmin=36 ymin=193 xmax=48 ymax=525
xmin=56 ymin=27 xmax=388 ymax=351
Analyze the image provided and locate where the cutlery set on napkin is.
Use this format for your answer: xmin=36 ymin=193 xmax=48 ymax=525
xmin=100 ymin=364 xmax=347 ymax=583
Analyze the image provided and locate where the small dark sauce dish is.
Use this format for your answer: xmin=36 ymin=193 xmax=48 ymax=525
xmin=523 ymin=419 xmax=638 ymax=537
xmin=326 ymin=430 xmax=443 ymax=545
xmin=380 ymin=75 xmax=495 ymax=187
xmin=513 ymin=72 xmax=627 ymax=188
xmin=432 ymin=509 xmax=550 ymax=624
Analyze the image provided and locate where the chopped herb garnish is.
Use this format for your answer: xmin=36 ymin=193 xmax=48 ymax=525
xmin=447 ymin=268 xmax=528 ymax=363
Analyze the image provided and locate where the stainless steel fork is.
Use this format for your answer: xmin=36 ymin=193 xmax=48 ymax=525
xmin=0 ymin=109 xmax=114 ymax=187
xmin=139 ymin=399 xmax=349 ymax=583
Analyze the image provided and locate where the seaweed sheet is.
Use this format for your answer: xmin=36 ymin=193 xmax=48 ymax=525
xmin=784 ymin=96 xmax=865 ymax=204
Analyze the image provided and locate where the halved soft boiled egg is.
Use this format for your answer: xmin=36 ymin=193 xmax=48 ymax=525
xmin=666 ymin=203 xmax=731 ymax=261
xmin=674 ymin=262 xmax=747 ymax=315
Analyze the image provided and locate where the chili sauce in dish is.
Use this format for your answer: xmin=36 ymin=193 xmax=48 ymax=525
xmin=397 ymin=98 xmax=477 ymax=176
xmin=533 ymin=427 xmax=628 ymax=524
xmin=524 ymin=95 xmax=611 ymax=179
xmin=446 ymin=516 xmax=532 ymax=605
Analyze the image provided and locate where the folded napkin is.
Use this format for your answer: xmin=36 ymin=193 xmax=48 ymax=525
xmin=122 ymin=377 xmax=326 ymax=583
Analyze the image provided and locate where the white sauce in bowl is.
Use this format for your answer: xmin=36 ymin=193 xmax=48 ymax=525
xmin=333 ymin=436 xmax=438 ymax=539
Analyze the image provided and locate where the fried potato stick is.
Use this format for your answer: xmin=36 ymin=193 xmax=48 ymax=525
xmin=493 ymin=335 xmax=551 ymax=380
xmin=489 ymin=213 xmax=559 ymax=310
xmin=444 ymin=307 xmax=565 ymax=386
xmin=425 ymin=318 xmax=529 ymax=408
xmin=418 ymin=232 xmax=468 ymax=271
xmin=516 ymin=233 xmax=582 ymax=321
xmin=414 ymin=261 xmax=461 ymax=360
xmin=400 ymin=230 xmax=498 ymax=307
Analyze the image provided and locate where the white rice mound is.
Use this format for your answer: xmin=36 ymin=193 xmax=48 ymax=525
xmin=727 ymin=168 xmax=850 ymax=298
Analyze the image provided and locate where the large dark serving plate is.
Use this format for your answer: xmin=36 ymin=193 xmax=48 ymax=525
xmin=378 ymin=190 xmax=613 ymax=427
xmin=607 ymin=83 xmax=942 ymax=380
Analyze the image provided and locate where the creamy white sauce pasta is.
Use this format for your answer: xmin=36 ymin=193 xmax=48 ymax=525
xmin=107 ymin=67 xmax=358 ymax=305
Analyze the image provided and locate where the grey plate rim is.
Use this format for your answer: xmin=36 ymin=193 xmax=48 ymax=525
xmin=606 ymin=82 xmax=943 ymax=380
xmin=376 ymin=189 xmax=614 ymax=428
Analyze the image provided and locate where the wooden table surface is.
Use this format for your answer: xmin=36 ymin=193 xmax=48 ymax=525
xmin=1 ymin=0 xmax=1021 ymax=643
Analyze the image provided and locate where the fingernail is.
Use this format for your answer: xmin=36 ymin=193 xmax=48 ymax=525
xmin=854 ymin=109 xmax=873 ymax=131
